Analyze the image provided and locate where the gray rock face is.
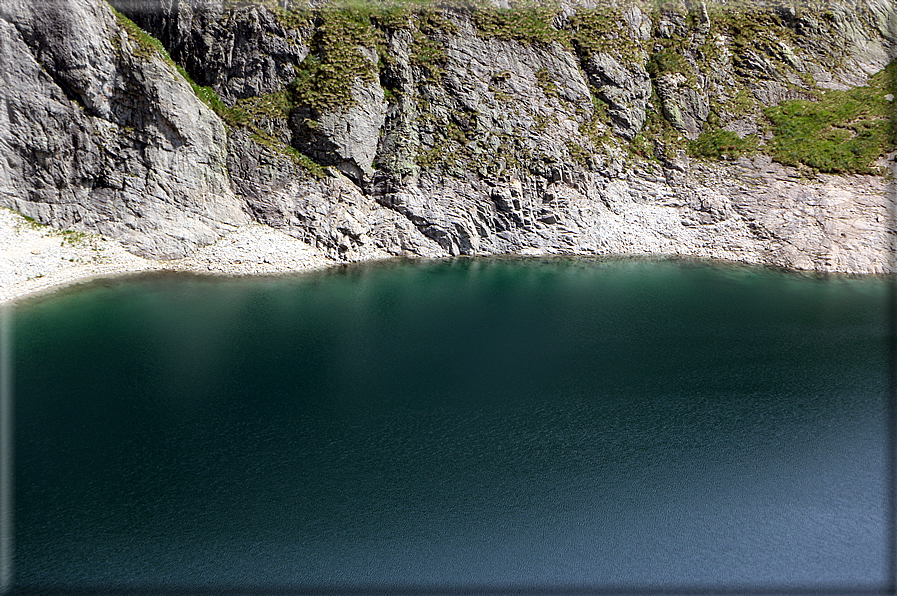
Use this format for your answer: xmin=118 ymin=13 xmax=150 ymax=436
xmin=110 ymin=0 xmax=307 ymax=102
xmin=0 ymin=0 xmax=248 ymax=258
xmin=583 ymin=52 xmax=651 ymax=140
xmin=375 ymin=28 xmax=421 ymax=181
xmin=2 ymin=0 xmax=119 ymax=119
xmin=2 ymin=0 xmax=896 ymax=275
xmin=654 ymin=72 xmax=709 ymax=140
xmin=291 ymin=71 xmax=387 ymax=183
xmin=709 ymin=155 xmax=895 ymax=273
xmin=623 ymin=5 xmax=652 ymax=41
xmin=109 ymin=0 xmax=224 ymax=49
xmin=191 ymin=6 xmax=307 ymax=101
xmin=230 ymin=130 xmax=443 ymax=260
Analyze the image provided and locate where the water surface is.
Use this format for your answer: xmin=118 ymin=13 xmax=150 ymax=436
xmin=11 ymin=258 xmax=891 ymax=591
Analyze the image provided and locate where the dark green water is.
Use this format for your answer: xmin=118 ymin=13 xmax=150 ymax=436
xmin=10 ymin=258 xmax=891 ymax=591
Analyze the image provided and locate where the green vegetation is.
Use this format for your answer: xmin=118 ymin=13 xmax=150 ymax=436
xmin=288 ymin=6 xmax=384 ymax=114
xmin=687 ymin=128 xmax=758 ymax=159
xmin=58 ymin=229 xmax=90 ymax=248
xmin=410 ymin=27 xmax=448 ymax=82
xmin=249 ymin=129 xmax=327 ymax=178
xmin=284 ymin=3 xmax=454 ymax=111
xmin=471 ymin=1 xmax=563 ymax=46
xmin=110 ymin=3 xmax=326 ymax=176
xmin=233 ymin=90 xmax=293 ymax=122
xmin=646 ymin=49 xmax=691 ymax=79
xmin=627 ymin=86 xmax=684 ymax=162
xmin=565 ymin=140 xmax=591 ymax=168
xmin=763 ymin=61 xmax=896 ymax=174
xmin=111 ymin=0 xmax=897 ymax=179
xmin=109 ymin=5 xmax=168 ymax=60
xmin=628 ymin=130 xmax=652 ymax=158
xmin=566 ymin=93 xmax=614 ymax=165
xmin=706 ymin=2 xmax=795 ymax=57
xmin=231 ymin=92 xmax=327 ymax=178
xmin=569 ymin=8 xmax=637 ymax=61
xmin=186 ymin=76 xmax=244 ymax=125
xmin=535 ymin=69 xmax=557 ymax=98
xmin=3 ymin=207 xmax=45 ymax=230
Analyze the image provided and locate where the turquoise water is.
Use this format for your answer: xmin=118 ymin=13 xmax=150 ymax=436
xmin=10 ymin=258 xmax=891 ymax=591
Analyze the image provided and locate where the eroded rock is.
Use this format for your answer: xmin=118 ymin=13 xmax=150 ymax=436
xmin=583 ymin=52 xmax=651 ymax=140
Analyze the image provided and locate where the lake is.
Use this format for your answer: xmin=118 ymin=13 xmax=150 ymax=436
xmin=7 ymin=258 xmax=892 ymax=592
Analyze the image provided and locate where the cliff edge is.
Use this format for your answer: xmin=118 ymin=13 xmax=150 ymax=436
xmin=1 ymin=0 xmax=895 ymax=277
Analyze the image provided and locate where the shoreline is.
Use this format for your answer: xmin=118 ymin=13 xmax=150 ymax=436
xmin=0 ymin=209 xmax=339 ymax=306
xmin=2 ymin=206 xmax=893 ymax=306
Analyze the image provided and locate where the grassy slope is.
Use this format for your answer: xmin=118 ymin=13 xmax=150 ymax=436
xmin=763 ymin=61 xmax=897 ymax=174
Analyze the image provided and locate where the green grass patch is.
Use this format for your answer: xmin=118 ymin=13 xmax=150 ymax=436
xmin=646 ymin=48 xmax=692 ymax=79
xmin=109 ymin=5 xmax=168 ymax=60
xmin=565 ymin=140 xmax=591 ymax=168
xmin=3 ymin=207 xmax=45 ymax=230
xmin=704 ymin=1 xmax=795 ymax=54
xmin=234 ymin=90 xmax=293 ymax=121
xmin=471 ymin=0 xmax=566 ymax=47
xmin=59 ymin=229 xmax=90 ymax=247
xmin=568 ymin=8 xmax=640 ymax=63
xmin=763 ymin=60 xmax=896 ymax=174
xmin=687 ymin=128 xmax=758 ymax=159
xmin=627 ymin=87 xmax=684 ymax=161
xmin=288 ymin=7 xmax=384 ymax=114
xmin=535 ymin=69 xmax=557 ymax=98
xmin=411 ymin=29 xmax=447 ymax=81
xmin=46 ymin=227 xmax=93 ymax=247
xmin=188 ymin=79 xmax=245 ymax=125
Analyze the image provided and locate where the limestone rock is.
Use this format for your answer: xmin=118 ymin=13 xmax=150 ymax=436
xmin=290 ymin=72 xmax=387 ymax=184
xmin=192 ymin=5 xmax=307 ymax=101
xmin=623 ymin=5 xmax=652 ymax=41
xmin=0 ymin=0 xmax=248 ymax=258
xmin=375 ymin=28 xmax=421 ymax=180
xmin=2 ymin=0 xmax=896 ymax=276
xmin=654 ymin=72 xmax=709 ymax=141
xmin=244 ymin=165 xmax=445 ymax=261
xmin=583 ymin=52 xmax=651 ymax=140
xmin=111 ymin=0 xmax=308 ymax=102
xmin=2 ymin=0 xmax=119 ymax=119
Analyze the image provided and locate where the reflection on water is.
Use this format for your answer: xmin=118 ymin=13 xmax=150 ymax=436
xmin=11 ymin=258 xmax=891 ymax=589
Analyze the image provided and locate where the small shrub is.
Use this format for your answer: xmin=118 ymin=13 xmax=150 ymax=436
xmin=288 ymin=9 xmax=383 ymax=114
xmin=569 ymin=8 xmax=639 ymax=62
xmin=647 ymin=49 xmax=692 ymax=78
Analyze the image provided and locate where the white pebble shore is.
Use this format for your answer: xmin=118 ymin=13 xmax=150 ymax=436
xmin=0 ymin=208 xmax=339 ymax=305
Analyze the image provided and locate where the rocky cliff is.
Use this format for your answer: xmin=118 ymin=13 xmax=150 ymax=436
xmin=1 ymin=0 xmax=895 ymax=273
